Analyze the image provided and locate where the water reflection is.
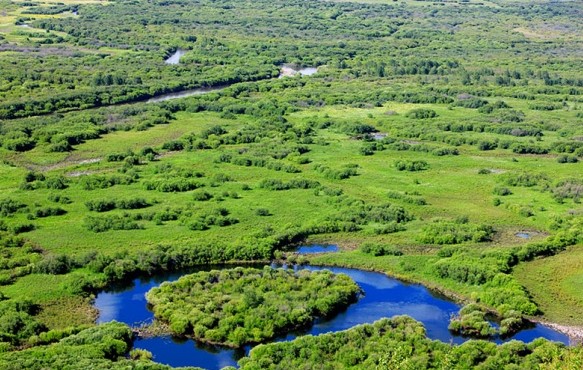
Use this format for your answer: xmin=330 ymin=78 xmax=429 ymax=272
xmin=94 ymin=260 xmax=570 ymax=369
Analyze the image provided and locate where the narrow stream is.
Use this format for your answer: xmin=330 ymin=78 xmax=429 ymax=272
xmin=144 ymin=64 xmax=318 ymax=103
xmin=94 ymin=245 xmax=569 ymax=369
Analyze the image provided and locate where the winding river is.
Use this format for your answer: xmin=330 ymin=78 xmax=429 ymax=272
xmin=95 ymin=245 xmax=569 ymax=369
xmin=146 ymin=57 xmax=319 ymax=103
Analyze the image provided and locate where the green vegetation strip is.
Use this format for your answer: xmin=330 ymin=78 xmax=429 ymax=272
xmin=146 ymin=267 xmax=360 ymax=347
xmin=238 ymin=316 xmax=578 ymax=370
xmin=0 ymin=322 xmax=201 ymax=370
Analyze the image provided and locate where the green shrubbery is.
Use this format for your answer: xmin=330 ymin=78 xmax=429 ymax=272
xmin=259 ymin=178 xmax=320 ymax=190
xmin=146 ymin=267 xmax=359 ymax=346
xmin=239 ymin=316 xmax=573 ymax=370
xmin=84 ymin=215 xmax=144 ymax=233
xmin=394 ymin=160 xmax=429 ymax=171
xmin=360 ymin=242 xmax=403 ymax=257
xmin=448 ymin=304 xmax=496 ymax=338
xmin=418 ymin=219 xmax=494 ymax=245
xmin=85 ymin=198 xmax=150 ymax=212
xmin=406 ymin=108 xmax=437 ymax=119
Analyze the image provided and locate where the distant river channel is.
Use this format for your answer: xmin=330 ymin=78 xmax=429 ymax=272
xmin=143 ymin=51 xmax=319 ymax=104
xmin=94 ymin=245 xmax=569 ymax=369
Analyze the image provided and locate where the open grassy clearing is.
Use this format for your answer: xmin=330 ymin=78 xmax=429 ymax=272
xmin=514 ymin=245 xmax=583 ymax=326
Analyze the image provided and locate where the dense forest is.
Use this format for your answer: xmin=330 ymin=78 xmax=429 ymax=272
xmin=0 ymin=0 xmax=582 ymax=368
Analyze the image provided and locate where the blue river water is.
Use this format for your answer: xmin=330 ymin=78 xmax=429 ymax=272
xmin=95 ymin=246 xmax=569 ymax=369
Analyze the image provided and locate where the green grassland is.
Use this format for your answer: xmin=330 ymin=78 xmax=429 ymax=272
xmin=0 ymin=0 xmax=582 ymax=367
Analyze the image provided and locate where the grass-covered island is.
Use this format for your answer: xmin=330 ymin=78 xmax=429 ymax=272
xmin=145 ymin=267 xmax=360 ymax=346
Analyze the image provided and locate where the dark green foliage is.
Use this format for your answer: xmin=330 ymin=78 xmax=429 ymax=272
xmin=255 ymin=208 xmax=271 ymax=216
xmin=218 ymin=153 xmax=301 ymax=174
xmin=192 ymin=190 xmax=213 ymax=201
xmin=0 ymin=299 xmax=44 ymax=345
xmin=332 ymin=202 xmax=413 ymax=226
xmin=478 ymin=140 xmax=498 ymax=151
xmin=406 ymin=108 xmax=437 ymax=119
xmin=551 ymin=179 xmax=583 ymax=203
xmin=448 ymin=304 xmax=496 ymax=338
xmin=48 ymin=194 xmax=72 ymax=204
xmin=33 ymin=207 xmax=67 ymax=218
xmin=24 ymin=171 xmax=45 ymax=183
xmin=85 ymin=198 xmax=151 ymax=212
xmin=187 ymin=208 xmax=239 ymax=230
xmin=146 ymin=267 xmax=359 ymax=346
xmin=556 ymin=154 xmax=578 ymax=163
xmin=372 ymin=222 xmax=406 ymax=235
xmin=387 ymin=190 xmax=427 ymax=205
xmin=162 ymin=140 xmax=184 ymax=151
xmin=511 ymin=143 xmax=549 ymax=155
xmin=85 ymin=200 xmax=116 ymax=213
xmin=499 ymin=310 xmax=524 ymax=337
xmin=431 ymin=147 xmax=458 ymax=156
xmin=419 ymin=219 xmax=494 ymax=245
xmin=493 ymin=186 xmax=512 ymax=196
xmin=360 ymin=242 xmax=403 ymax=257
xmin=84 ymin=215 xmax=144 ymax=233
xmin=79 ymin=174 xmax=136 ymax=190
xmin=34 ymin=254 xmax=74 ymax=275
xmin=12 ymin=223 xmax=35 ymax=234
xmin=0 ymin=233 xmax=41 ymax=285
xmin=259 ymin=178 xmax=320 ymax=191
xmin=434 ymin=257 xmax=499 ymax=285
xmin=313 ymin=164 xmax=358 ymax=180
xmin=0 ymin=199 xmax=27 ymax=217
xmin=394 ymin=160 xmax=429 ymax=171
xmin=502 ymin=172 xmax=548 ymax=187
xmin=0 ymin=322 xmax=187 ymax=370
xmin=239 ymin=316 xmax=570 ymax=370
xmin=143 ymin=179 xmax=203 ymax=192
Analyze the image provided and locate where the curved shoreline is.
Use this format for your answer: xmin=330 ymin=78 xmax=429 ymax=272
xmin=530 ymin=321 xmax=583 ymax=344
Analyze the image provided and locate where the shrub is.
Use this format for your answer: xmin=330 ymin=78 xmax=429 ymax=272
xmin=448 ymin=304 xmax=496 ymax=338
xmin=394 ymin=160 xmax=429 ymax=171
xmin=192 ymin=190 xmax=213 ymax=201
xmin=360 ymin=243 xmax=403 ymax=256
xmin=255 ymin=208 xmax=271 ymax=216
xmin=406 ymin=108 xmax=437 ymax=119
xmin=493 ymin=186 xmax=512 ymax=196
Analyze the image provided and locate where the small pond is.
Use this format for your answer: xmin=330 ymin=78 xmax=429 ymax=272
xmin=94 ymin=247 xmax=569 ymax=369
xmin=279 ymin=65 xmax=318 ymax=78
xmin=294 ymin=244 xmax=339 ymax=254
xmin=164 ymin=49 xmax=187 ymax=65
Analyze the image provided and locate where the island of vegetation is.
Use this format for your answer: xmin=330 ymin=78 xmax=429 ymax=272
xmin=238 ymin=316 xmax=580 ymax=370
xmin=145 ymin=267 xmax=360 ymax=347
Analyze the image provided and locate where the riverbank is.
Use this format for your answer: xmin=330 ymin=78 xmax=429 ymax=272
xmin=533 ymin=321 xmax=583 ymax=344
